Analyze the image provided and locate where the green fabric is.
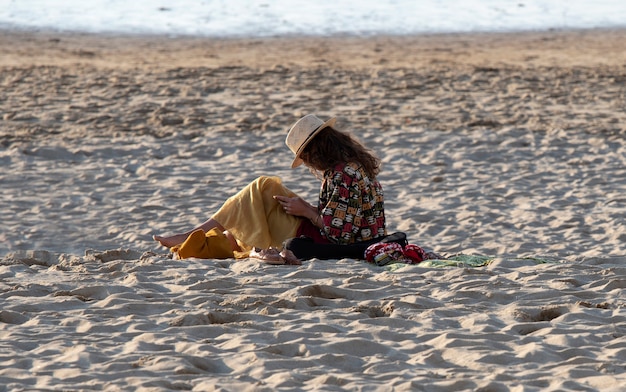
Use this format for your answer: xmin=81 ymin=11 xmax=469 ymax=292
xmin=385 ymin=254 xmax=555 ymax=271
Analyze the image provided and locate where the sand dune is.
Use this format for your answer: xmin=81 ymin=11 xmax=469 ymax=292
xmin=1 ymin=29 xmax=625 ymax=391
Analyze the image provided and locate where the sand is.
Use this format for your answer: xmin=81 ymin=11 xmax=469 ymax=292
xmin=1 ymin=28 xmax=625 ymax=391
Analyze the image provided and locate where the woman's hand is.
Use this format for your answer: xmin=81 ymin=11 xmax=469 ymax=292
xmin=274 ymin=195 xmax=316 ymax=219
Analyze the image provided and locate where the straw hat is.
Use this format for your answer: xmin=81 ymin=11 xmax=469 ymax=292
xmin=285 ymin=114 xmax=336 ymax=168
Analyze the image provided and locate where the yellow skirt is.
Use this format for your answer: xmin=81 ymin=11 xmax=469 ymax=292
xmin=173 ymin=176 xmax=303 ymax=259
xmin=212 ymin=176 xmax=303 ymax=249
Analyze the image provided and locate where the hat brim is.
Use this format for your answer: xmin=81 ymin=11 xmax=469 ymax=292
xmin=290 ymin=117 xmax=336 ymax=168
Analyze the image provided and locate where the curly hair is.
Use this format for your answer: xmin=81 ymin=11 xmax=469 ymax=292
xmin=299 ymin=127 xmax=381 ymax=178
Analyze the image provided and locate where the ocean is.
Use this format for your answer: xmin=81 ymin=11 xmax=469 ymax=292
xmin=0 ymin=0 xmax=625 ymax=37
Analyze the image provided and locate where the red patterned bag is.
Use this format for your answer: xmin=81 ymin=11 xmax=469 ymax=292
xmin=364 ymin=242 xmax=427 ymax=266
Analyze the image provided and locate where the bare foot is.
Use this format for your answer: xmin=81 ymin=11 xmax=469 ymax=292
xmin=250 ymin=247 xmax=302 ymax=265
xmin=153 ymin=233 xmax=188 ymax=248
xmin=280 ymin=249 xmax=302 ymax=265
xmin=250 ymin=247 xmax=284 ymax=265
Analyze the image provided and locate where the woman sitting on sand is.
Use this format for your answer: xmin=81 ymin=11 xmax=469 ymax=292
xmin=153 ymin=114 xmax=387 ymax=262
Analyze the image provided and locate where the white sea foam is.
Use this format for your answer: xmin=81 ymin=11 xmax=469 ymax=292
xmin=0 ymin=0 xmax=625 ymax=37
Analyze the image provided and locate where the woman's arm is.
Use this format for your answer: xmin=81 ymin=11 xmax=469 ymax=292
xmin=273 ymin=195 xmax=321 ymax=225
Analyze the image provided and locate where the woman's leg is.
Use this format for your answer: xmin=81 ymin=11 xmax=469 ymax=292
xmin=154 ymin=176 xmax=300 ymax=250
xmin=153 ymin=218 xmax=225 ymax=248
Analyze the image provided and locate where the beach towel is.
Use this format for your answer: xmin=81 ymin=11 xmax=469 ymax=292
xmin=385 ymin=254 xmax=555 ymax=270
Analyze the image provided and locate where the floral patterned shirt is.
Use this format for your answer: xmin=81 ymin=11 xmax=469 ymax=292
xmin=318 ymin=161 xmax=386 ymax=245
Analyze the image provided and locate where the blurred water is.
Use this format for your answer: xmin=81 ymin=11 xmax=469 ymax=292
xmin=0 ymin=0 xmax=625 ymax=37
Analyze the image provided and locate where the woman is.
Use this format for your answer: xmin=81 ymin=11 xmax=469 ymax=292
xmin=153 ymin=114 xmax=386 ymax=261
